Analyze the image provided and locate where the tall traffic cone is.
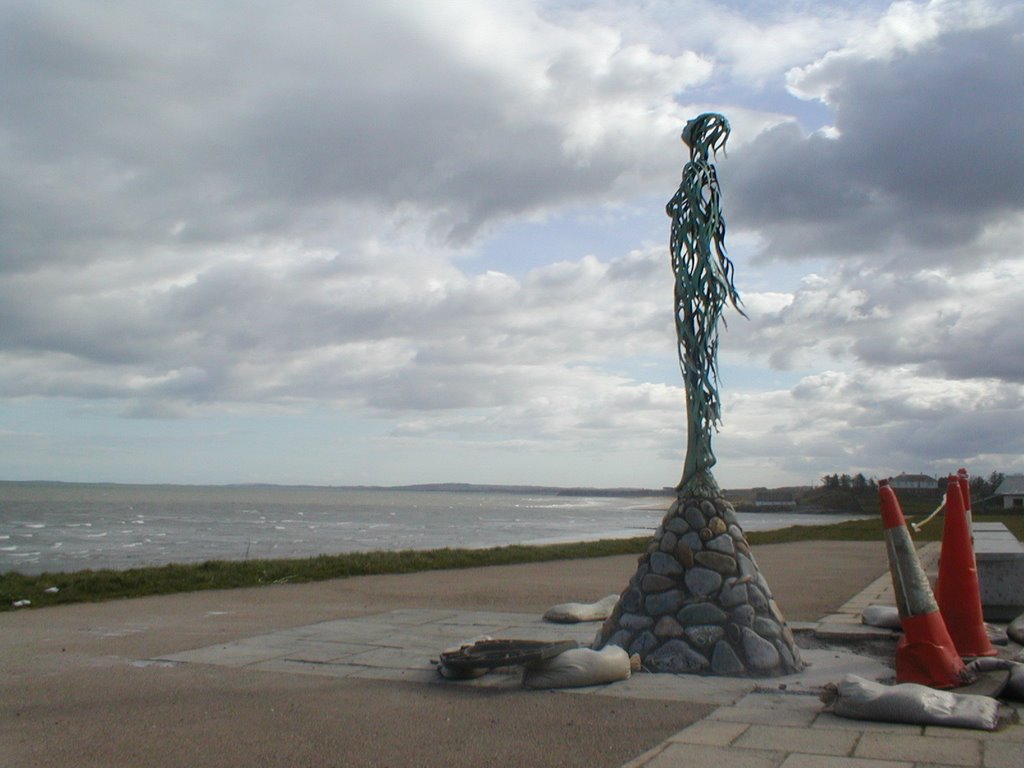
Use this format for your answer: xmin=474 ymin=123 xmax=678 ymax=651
xmin=879 ymin=479 xmax=969 ymax=688
xmin=956 ymin=468 xmax=973 ymax=531
xmin=937 ymin=475 xmax=997 ymax=657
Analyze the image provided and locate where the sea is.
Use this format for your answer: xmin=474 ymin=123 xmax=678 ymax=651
xmin=0 ymin=482 xmax=869 ymax=575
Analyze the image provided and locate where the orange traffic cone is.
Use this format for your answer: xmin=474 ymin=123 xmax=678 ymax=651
xmin=879 ymin=479 xmax=969 ymax=688
xmin=937 ymin=475 xmax=997 ymax=657
xmin=956 ymin=468 xmax=973 ymax=531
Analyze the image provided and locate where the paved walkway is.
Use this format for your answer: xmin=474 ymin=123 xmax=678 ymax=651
xmin=147 ymin=542 xmax=1024 ymax=768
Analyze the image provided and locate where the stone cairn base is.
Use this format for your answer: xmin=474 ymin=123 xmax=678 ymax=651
xmin=594 ymin=494 xmax=803 ymax=677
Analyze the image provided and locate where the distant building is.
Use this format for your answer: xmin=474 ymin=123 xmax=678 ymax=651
xmin=890 ymin=473 xmax=937 ymax=491
xmin=754 ymin=490 xmax=797 ymax=509
xmin=994 ymin=475 xmax=1024 ymax=510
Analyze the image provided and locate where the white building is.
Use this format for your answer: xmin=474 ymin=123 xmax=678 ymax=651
xmin=994 ymin=475 xmax=1024 ymax=510
xmin=890 ymin=473 xmax=937 ymax=491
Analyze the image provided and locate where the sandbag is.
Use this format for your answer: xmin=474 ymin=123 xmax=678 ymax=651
xmin=966 ymin=657 xmax=1024 ymax=702
xmin=1008 ymin=611 xmax=1024 ymax=646
xmin=543 ymin=594 xmax=619 ymax=624
xmin=861 ymin=605 xmax=901 ymax=630
xmin=824 ymin=674 xmax=999 ymax=730
xmin=522 ymin=645 xmax=631 ymax=689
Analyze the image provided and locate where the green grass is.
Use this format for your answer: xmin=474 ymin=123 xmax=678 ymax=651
xmin=3 ymin=509 xmax=1021 ymax=613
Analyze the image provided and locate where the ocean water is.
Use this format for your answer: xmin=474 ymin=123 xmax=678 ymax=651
xmin=0 ymin=483 xmax=868 ymax=575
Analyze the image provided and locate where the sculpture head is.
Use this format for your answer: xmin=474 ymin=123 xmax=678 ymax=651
xmin=681 ymin=112 xmax=730 ymax=159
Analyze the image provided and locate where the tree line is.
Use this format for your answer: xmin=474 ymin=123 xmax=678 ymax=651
xmin=819 ymin=471 xmax=1006 ymax=498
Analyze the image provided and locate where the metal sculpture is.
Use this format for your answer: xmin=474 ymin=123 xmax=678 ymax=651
xmin=666 ymin=113 xmax=744 ymax=498
xmin=593 ymin=114 xmax=802 ymax=677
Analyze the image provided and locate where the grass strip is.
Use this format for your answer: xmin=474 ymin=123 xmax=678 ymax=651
xmin=3 ymin=512 xmax=1020 ymax=612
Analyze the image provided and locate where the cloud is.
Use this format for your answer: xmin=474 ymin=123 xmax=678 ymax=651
xmin=0 ymin=0 xmax=712 ymax=274
xmin=2 ymin=1 xmax=1023 ymax=488
xmin=725 ymin=5 xmax=1024 ymax=267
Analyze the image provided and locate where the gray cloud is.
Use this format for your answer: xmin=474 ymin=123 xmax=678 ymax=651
xmin=726 ymin=17 xmax=1024 ymax=265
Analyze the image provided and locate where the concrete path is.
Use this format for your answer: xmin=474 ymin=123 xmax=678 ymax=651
xmin=142 ymin=541 xmax=1024 ymax=767
xmin=3 ymin=540 xmax=1022 ymax=767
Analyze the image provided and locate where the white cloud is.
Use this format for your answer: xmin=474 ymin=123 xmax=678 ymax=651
xmin=2 ymin=0 xmax=1023 ymax=488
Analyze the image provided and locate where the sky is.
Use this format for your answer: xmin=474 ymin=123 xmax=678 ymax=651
xmin=2 ymin=0 xmax=1023 ymax=490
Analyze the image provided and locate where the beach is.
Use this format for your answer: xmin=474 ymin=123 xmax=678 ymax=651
xmin=0 ymin=540 xmax=893 ymax=767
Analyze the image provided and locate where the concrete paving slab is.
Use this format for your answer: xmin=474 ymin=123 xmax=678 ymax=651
xmin=779 ymin=756 xmax=912 ymax=768
xmin=854 ymin=732 xmax=983 ymax=766
xmin=732 ymin=723 xmax=860 ymax=756
xmin=983 ymin=739 xmax=1024 ymax=768
xmin=666 ymin=719 xmax=750 ymax=746
xmin=811 ymin=712 xmax=924 ymax=734
xmin=642 ymin=742 xmax=783 ymax=768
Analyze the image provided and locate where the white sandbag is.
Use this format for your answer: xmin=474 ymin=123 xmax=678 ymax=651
xmin=543 ymin=594 xmax=619 ymax=624
xmin=861 ymin=605 xmax=902 ymax=630
xmin=1008 ymin=611 xmax=1024 ymax=646
xmin=965 ymin=657 xmax=1024 ymax=702
xmin=826 ymin=674 xmax=999 ymax=731
xmin=522 ymin=645 xmax=631 ymax=689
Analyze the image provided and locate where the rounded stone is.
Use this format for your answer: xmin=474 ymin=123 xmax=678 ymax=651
xmin=630 ymin=631 xmax=660 ymax=657
xmin=684 ymin=567 xmax=722 ymax=597
xmin=756 ymin=571 xmax=771 ymax=597
xmin=776 ymin=639 xmax=798 ymax=671
xmin=619 ymin=612 xmax=655 ymax=631
xmin=621 ymin=587 xmax=643 ymax=613
xmin=681 ymin=531 xmax=702 ymax=551
xmin=748 ymin=584 xmax=770 ymax=611
xmin=684 ymin=624 xmax=725 ymax=648
xmin=708 ymin=516 xmax=727 ymax=536
xmin=731 ymin=604 xmax=755 ymax=628
xmin=753 ymin=617 xmax=782 ymax=639
xmin=734 ymin=540 xmax=751 ymax=557
xmin=695 ymin=550 xmax=738 ymax=575
xmin=674 ymin=542 xmax=695 ymax=569
xmin=700 ymin=500 xmax=717 ymax=517
xmin=606 ymin=629 xmax=633 ymax=651
xmin=645 ymin=539 xmax=660 ymax=554
xmin=684 ymin=506 xmax=706 ymax=531
xmin=737 ymin=553 xmax=757 ymax=579
xmin=728 ymin=524 xmax=746 ymax=542
xmin=677 ymin=602 xmax=728 ymax=626
xmin=699 ymin=527 xmax=713 ymax=542
xmin=711 ymin=640 xmax=745 ymax=675
xmin=650 ymin=551 xmax=684 ymax=577
xmin=719 ymin=504 xmax=739 ymax=527
xmin=741 ymin=627 xmax=781 ymax=672
xmin=666 ymin=516 xmax=690 ymax=535
xmin=641 ymin=574 xmax=676 ymax=593
xmin=654 ymin=615 xmax=685 ymax=639
xmin=706 ymin=534 xmax=735 ymax=556
xmin=645 ymin=589 xmax=685 ymax=616
xmin=645 ymin=639 xmax=709 ymax=673
xmin=719 ymin=580 xmax=748 ymax=608
xmin=659 ymin=531 xmax=678 ymax=553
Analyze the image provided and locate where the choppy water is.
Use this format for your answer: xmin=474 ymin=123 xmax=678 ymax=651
xmin=0 ymin=483 xmax=867 ymax=575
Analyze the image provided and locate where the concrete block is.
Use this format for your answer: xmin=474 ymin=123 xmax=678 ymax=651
xmin=971 ymin=522 xmax=1024 ymax=621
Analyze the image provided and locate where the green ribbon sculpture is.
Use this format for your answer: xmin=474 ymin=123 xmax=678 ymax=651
xmin=666 ymin=113 xmax=745 ymax=498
